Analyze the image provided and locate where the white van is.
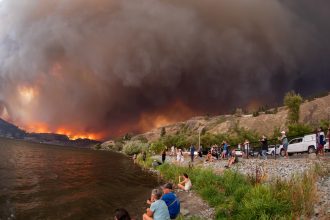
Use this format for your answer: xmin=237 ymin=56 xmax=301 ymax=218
xmin=279 ymin=134 xmax=317 ymax=156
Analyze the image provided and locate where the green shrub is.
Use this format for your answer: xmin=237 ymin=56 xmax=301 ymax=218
xmin=132 ymin=135 xmax=148 ymax=143
xmin=122 ymin=140 xmax=148 ymax=155
xmin=319 ymin=119 xmax=330 ymax=131
xmin=150 ymin=140 xmax=166 ymax=154
xmin=238 ymin=185 xmax=290 ymax=219
xmin=162 ymin=134 xmax=189 ymax=148
xmin=253 ymin=111 xmax=260 ymax=117
xmin=113 ymin=142 xmax=124 ymax=151
xmin=287 ymin=123 xmax=313 ymax=138
xmin=284 ymin=91 xmax=303 ymax=124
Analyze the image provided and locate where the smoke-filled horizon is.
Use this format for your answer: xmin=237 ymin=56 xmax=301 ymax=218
xmin=0 ymin=0 xmax=329 ymax=139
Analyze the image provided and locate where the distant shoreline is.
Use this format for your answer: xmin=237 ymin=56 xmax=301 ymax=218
xmin=0 ymin=136 xmax=99 ymax=149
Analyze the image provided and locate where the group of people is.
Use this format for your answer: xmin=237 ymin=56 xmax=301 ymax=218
xmin=161 ymin=127 xmax=329 ymax=167
xmin=115 ymin=173 xmax=192 ymax=220
xmin=143 ymin=173 xmax=192 ymax=220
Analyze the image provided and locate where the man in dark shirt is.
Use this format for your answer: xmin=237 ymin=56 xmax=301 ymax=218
xmin=260 ymin=135 xmax=268 ymax=160
xmin=161 ymin=183 xmax=180 ymax=219
xmin=190 ymin=145 xmax=195 ymax=162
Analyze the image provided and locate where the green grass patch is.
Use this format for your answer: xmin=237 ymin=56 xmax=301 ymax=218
xmin=154 ymin=163 xmax=318 ymax=220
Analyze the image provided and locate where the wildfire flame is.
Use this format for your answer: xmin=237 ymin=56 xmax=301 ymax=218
xmin=26 ymin=123 xmax=102 ymax=140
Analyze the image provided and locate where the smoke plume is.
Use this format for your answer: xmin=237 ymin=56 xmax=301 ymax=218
xmin=0 ymin=0 xmax=329 ymax=139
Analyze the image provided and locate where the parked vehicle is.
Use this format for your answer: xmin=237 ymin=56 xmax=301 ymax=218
xmin=249 ymin=146 xmax=261 ymax=157
xmin=235 ymin=149 xmax=243 ymax=157
xmin=267 ymin=144 xmax=281 ymax=155
xmin=278 ymin=134 xmax=317 ymax=157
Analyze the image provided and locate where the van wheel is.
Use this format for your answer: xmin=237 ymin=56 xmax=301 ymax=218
xmin=308 ymin=146 xmax=315 ymax=154
xmin=280 ymin=149 xmax=285 ymax=157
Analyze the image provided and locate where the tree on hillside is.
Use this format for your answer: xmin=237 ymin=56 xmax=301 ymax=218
xmin=284 ymin=91 xmax=303 ymax=124
xmin=160 ymin=127 xmax=166 ymax=137
xmin=235 ymin=108 xmax=243 ymax=117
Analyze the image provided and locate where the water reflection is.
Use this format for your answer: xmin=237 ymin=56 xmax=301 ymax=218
xmin=0 ymin=138 xmax=159 ymax=219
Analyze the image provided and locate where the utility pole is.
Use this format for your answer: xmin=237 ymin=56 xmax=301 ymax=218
xmin=198 ymin=126 xmax=204 ymax=149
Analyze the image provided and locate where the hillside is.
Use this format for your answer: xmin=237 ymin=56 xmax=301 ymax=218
xmin=0 ymin=118 xmax=100 ymax=147
xmin=0 ymin=118 xmax=26 ymax=139
xmin=134 ymin=93 xmax=330 ymax=142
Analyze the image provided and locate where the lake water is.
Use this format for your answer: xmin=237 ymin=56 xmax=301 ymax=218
xmin=0 ymin=138 xmax=160 ymax=219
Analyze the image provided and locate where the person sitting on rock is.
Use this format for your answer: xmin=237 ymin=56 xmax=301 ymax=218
xmin=205 ymin=150 xmax=213 ymax=162
xmin=177 ymin=173 xmax=192 ymax=191
xmin=225 ymin=150 xmax=238 ymax=168
xmin=161 ymin=183 xmax=180 ymax=219
xmin=144 ymin=189 xmax=170 ymax=220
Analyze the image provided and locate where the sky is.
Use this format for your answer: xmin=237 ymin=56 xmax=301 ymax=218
xmin=0 ymin=0 xmax=329 ymax=140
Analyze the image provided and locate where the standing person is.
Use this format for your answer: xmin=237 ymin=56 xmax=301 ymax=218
xmin=317 ymin=128 xmax=325 ymax=156
xmin=176 ymin=149 xmax=184 ymax=164
xmin=144 ymin=189 xmax=170 ymax=220
xmin=189 ymin=144 xmax=195 ymax=162
xmin=170 ymin=146 xmax=175 ymax=156
xmin=198 ymin=145 xmax=203 ymax=157
xmin=221 ymin=141 xmax=228 ymax=159
xmin=260 ymin=135 xmax=268 ymax=160
xmin=244 ymin=139 xmax=250 ymax=158
xmin=280 ymin=131 xmax=289 ymax=159
xmin=162 ymin=149 xmax=166 ymax=164
xmin=161 ymin=183 xmax=180 ymax=219
xmin=133 ymin=154 xmax=137 ymax=164
xmin=142 ymin=151 xmax=147 ymax=162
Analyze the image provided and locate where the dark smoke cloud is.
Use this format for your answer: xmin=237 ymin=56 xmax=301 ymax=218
xmin=0 ymin=0 xmax=329 ymax=138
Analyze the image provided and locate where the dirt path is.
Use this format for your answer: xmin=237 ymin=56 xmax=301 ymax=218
xmin=175 ymin=190 xmax=214 ymax=219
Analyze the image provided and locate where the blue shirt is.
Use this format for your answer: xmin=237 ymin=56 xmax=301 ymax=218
xmin=150 ymin=200 xmax=170 ymax=220
xmin=190 ymin=145 xmax=195 ymax=153
xmin=223 ymin=144 xmax=228 ymax=151
xmin=161 ymin=192 xmax=180 ymax=219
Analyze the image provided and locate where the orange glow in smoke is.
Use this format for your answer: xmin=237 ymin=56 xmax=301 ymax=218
xmin=25 ymin=123 xmax=102 ymax=140
xmin=138 ymin=100 xmax=197 ymax=132
xmin=246 ymin=99 xmax=262 ymax=113
xmin=17 ymin=85 xmax=38 ymax=104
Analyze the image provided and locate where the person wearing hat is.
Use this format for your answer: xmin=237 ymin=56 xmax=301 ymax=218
xmin=280 ymin=131 xmax=289 ymax=159
xmin=161 ymin=183 xmax=180 ymax=219
xmin=143 ymin=189 xmax=170 ymax=220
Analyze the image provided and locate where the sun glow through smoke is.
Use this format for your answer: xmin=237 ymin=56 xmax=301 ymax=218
xmin=18 ymin=86 xmax=36 ymax=104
